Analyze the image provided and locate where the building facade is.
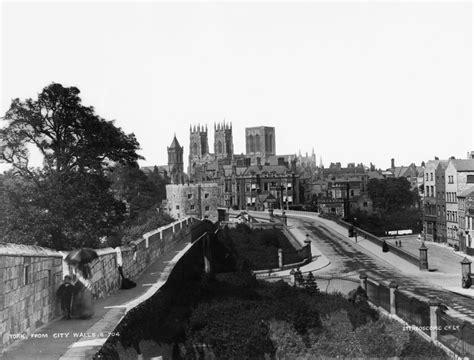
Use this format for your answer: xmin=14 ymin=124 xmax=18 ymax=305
xmin=458 ymin=187 xmax=474 ymax=254
xmin=221 ymin=162 xmax=300 ymax=211
xmin=165 ymin=183 xmax=221 ymax=220
xmin=445 ymin=159 xmax=474 ymax=248
xmin=422 ymin=160 xmax=448 ymax=243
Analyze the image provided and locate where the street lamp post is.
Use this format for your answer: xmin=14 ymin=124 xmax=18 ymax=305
xmin=353 ymin=217 xmax=357 ymax=242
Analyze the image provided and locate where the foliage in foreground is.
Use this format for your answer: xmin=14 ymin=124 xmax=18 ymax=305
xmin=181 ymin=276 xmax=447 ymax=359
xmin=0 ymin=83 xmax=142 ymax=249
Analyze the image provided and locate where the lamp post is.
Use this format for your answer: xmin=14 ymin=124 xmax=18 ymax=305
xmin=352 ymin=217 xmax=357 ymax=242
xmin=453 ymin=226 xmax=459 ymax=251
xmin=226 ymin=197 xmax=230 ymax=222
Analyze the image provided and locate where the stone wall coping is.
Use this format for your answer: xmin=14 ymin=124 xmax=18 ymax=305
xmin=0 ymin=217 xmax=195 ymax=259
xmin=143 ymin=216 xmax=192 ymax=238
xmin=94 ymin=247 xmax=117 ymax=256
xmin=0 ymin=242 xmax=63 ymax=257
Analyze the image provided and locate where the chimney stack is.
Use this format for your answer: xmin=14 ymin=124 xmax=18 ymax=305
xmin=391 ymin=158 xmax=395 ymax=169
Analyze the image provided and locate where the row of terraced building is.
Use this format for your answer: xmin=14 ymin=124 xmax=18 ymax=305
xmin=422 ymin=153 xmax=474 ymax=254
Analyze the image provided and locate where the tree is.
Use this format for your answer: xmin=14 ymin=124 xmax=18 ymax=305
xmin=109 ymin=164 xmax=165 ymax=220
xmin=304 ymin=272 xmax=320 ymax=295
xmin=0 ymin=83 xmax=142 ymax=249
xmin=367 ymin=177 xmax=416 ymax=213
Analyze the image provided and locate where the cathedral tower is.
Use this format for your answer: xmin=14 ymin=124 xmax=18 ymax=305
xmin=167 ymin=135 xmax=184 ymax=184
xmin=245 ymin=126 xmax=276 ymax=164
xmin=189 ymin=124 xmax=209 ymax=160
xmin=214 ymin=121 xmax=233 ymax=160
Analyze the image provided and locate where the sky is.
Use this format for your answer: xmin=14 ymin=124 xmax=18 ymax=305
xmin=1 ymin=1 xmax=472 ymax=172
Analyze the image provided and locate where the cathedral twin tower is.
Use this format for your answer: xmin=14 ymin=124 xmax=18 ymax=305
xmin=189 ymin=122 xmax=234 ymax=161
xmin=167 ymin=121 xmax=234 ymax=183
xmin=168 ymin=121 xmax=277 ymax=183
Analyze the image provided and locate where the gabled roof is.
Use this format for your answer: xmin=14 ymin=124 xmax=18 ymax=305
xmin=449 ymin=159 xmax=474 ymax=172
xmin=168 ymin=135 xmax=181 ymax=149
xmin=459 ymin=186 xmax=474 ymax=198
xmin=392 ymin=163 xmax=420 ymax=178
xmin=367 ymin=171 xmax=384 ymax=179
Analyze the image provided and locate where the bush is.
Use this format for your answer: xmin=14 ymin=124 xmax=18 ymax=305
xmin=355 ymin=316 xmax=409 ymax=357
xmin=217 ymin=225 xmax=305 ymax=270
xmin=399 ymin=332 xmax=449 ymax=359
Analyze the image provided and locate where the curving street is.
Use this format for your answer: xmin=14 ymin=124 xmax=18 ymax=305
xmin=283 ymin=213 xmax=474 ymax=323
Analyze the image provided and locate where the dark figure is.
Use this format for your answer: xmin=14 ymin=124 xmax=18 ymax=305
xmin=71 ymin=280 xmax=94 ymax=319
xmin=462 ymin=274 xmax=472 ymax=289
xmin=348 ymin=286 xmax=368 ymax=305
xmin=118 ymin=266 xmax=137 ymax=289
xmin=294 ymin=267 xmax=304 ymax=287
xmin=57 ymin=275 xmax=74 ymax=319
xmin=382 ymin=240 xmax=389 ymax=252
xmin=78 ymin=263 xmax=92 ymax=279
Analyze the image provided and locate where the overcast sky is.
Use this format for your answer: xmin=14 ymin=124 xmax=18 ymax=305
xmin=1 ymin=1 xmax=472 ymax=172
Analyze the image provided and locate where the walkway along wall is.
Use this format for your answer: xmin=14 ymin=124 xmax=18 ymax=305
xmin=0 ymin=216 xmax=199 ymax=351
xmin=93 ymin=226 xmax=218 ymax=359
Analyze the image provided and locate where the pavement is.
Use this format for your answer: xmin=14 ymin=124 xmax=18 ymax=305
xmin=1 ymin=239 xmax=192 ymax=360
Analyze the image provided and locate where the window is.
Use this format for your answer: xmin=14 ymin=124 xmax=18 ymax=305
xmin=176 ymin=205 xmax=180 ymax=210
xmin=467 ymin=175 xmax=474 ymax=184
xmin=430 ymin=186 xmax=434 ymax=196
xmin=448 ymin=175 xmax=454 ymax=184
xmin=204 ymin=193 xmax=209 ymax=199
xmin=190 ymin=205 xmax=195 ymax=210
xmin=426 ymin=173 xmax=429 ymax=181
xmin=205 ymin=206 xmax=210 ymax=211
xmin=187 ymin=194 xmax=193 ymax=199
xmin=430 ymin=173 xmax=433 ymax=181
xmin=363 ymin=202 xmax=368 ymax=207
xmin=24 ymin=265 xmax=30 ymax=285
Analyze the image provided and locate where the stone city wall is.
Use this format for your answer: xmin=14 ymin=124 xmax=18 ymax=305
xmin=0 ymin=216 xmax=198 ymax=351
xmin=85 ymin=217 xmax=198 ymax=300
xmin=0 ymin=244 xmax=63 ymax=349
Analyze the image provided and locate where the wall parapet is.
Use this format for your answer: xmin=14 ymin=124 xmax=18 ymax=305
xmin=0 ymin=216 xmax=199 ymax=351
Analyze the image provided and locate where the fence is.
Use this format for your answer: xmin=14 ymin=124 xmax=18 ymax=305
xmin=259 ymin=269 xmax=474 ymax=359
xmin=395 ymin=290 xmax=431 ymax=336
xmin=438 ymin=312 xmax=474 ymax=358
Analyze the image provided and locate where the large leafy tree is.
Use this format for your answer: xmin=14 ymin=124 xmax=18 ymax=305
xmin=0 ymin=83 xmax=142 ymax=250
xmin=367 ymin=177 xmax=416 ymax=213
